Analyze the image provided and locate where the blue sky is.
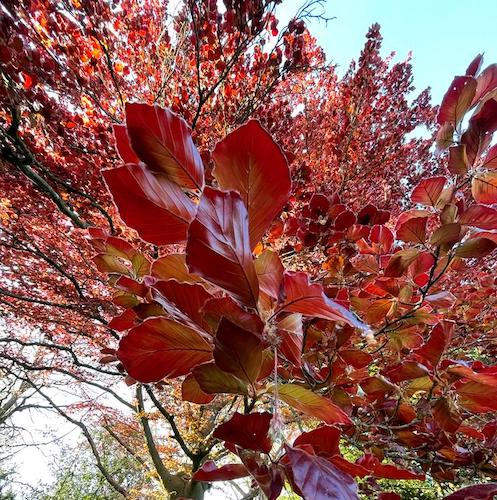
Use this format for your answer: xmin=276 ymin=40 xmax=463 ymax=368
xmin=282 ymin=0 xmax=497 ymax=103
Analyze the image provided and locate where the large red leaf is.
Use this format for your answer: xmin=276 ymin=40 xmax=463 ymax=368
xmin=113 ymin=124 xmax=139 ymax=163
xmin=277 ymin=272 xmax=365 ymax=329
xmin=444 ymin=483 xmax=497 ymax=499
xmin=151 ymin=254 xmax=203 ymax=284
xmin=238 ymin=451 xmax=284 ymax=500
xmin=186 ymin=187 xmax=259 ymax=307
xmin=414 ymin=321 xmax=454 ymax=368
xmin=192 ymin=362 xmax=248 ymax=395
xmin=482 ymin=143 xmax=497 ymax=169
xmin=460 ymin=204 xmax=497 ymax=229
xmin=432 ymin=397 xmax=462 ymax=433
xmin=463 ymin=100 xmax=497 ymax=165
xmin=411 ymin=176 xmax=446 ymax=207
xmin=472 ymin=63 xmax=497 ymax=105
xmin=255 ymin=250 xmax=284 ymax=298
xmin=455 ymin=237 xmax=497 ymax=258
xmin=383 ymin=361 xmax=430 ymax=382
xmin=293 ymin=426 xmax=341 ymax=457
xmin=384 ymin=249 xmax=420 ymax=278
xmin=201 ymin=296 xmax=263 ymax=335
xmin=456 ymin=381 xmax=497 ymax=413
xmin=472 ymin=171 xmax=497 ymax=204
xmin=396 ymin=216 xmax=428 ymax=244
xmin=181 ymin=373 xmax=214 ymax=404
xmin=437 ymin=76 xmax=477 ymax=125
xmin=124 ymin=103 xmax=204 ymax=190
xmin=278 ymin=313 xmax=303 ymax=367
xmin=103 ymin=164 xmax=195 ymax=245
xmin=117 ymin=318 xmax=212 ymax=382
xmin=192 ymin=461 xmax=249 ymax=482
xmin=213 ymin=412 xmax=273 ymax=453
xmin=277 ymin=383 xmax=352 ymax=425
xmin=466 ymin=54 xmax=484 ymax=77
xmin=212 ymin=120 xmax=291 ymax=249
xmin=213 ymin=318 xmax=263 ymax=385
xmin=285 ymin=446 xmax=359 ymax=500
xmin=152 ymin=280 xmax=212 ymax=330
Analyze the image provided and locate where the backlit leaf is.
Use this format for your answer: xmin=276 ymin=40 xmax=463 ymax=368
xmin=186 ymin=187 xmax=259 ymax=307
xmin=125 ymin=103 xmax=204 ymax=190
xmin=117 ymin=318 xmax=212 ymax=382
xmin=212 ymin=120 xmax=291 ymax=249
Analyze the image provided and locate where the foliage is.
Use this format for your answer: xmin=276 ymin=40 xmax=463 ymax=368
xmin=34 ymin=432 xmax=161 ymax=500
xmin=94 ymin=51 xmax=497 ymax=499
xmin=2 ymin=1 xmax=497 ymax=499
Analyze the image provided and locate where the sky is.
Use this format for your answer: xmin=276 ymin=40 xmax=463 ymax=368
xmin=282 ymin=0 xmax=497 ymax=103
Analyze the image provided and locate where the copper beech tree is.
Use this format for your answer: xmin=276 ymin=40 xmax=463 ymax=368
xmin=2 ymin=1 xmax=497 ymax=499
xmin=93 ymin=54 xmax=497 ymax=500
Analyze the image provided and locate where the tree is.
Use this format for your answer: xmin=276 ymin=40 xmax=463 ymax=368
xmin=34 ymin=431 xmax=161 ymax=500
xmin=2 ymin=1 xmax=497 ymax=499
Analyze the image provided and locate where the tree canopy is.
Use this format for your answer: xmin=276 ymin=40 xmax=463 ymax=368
xmin=1 ymin=1 xmax=497 ymax=499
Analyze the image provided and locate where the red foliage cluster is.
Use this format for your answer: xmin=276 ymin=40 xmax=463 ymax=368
xmin=94 ymin=52 xmax=497 ymax=498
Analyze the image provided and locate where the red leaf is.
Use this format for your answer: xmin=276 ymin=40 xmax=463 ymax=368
xmin=201 ymin=296 xmax=263 ymax=335
xmin=182 ymin=373 xmax=214 ymax=404
xmin=278 ymin=272 xmax=366 ymax=330
xmin=186 ymin=187 xmax=259 ymax=307
xmin=463 ymin=100 xmax=497 ymax=164
xmin=124 ymin=103 xmax=204 ymax=190
xmin=455 ymin=237 xmax=497 ymax=258
xmin=383 ymin=361 xmax=430 ymax=382
xmin=370 ymin=225 xmax=394 ymax=254
xmin=238 ymin=451 xmax=284 ymax=500
xmin=379 ymin=493 xmax=401 ymax=500
xmin=433 ymin=397 xmax=462 ymax=433
xmin=192 ymin=460 xmax=249 ymax=481
xmin=396 ymin=216 xmax=428 ymax=244
xmin=103 ymin=164 xmax=195 ymax=245
xmin=212 ymin=120 xmax=291 ymax=249
xmin=472 ymin=63 xmax=497 ymax=105
xmin=460 ymin=204 xmax=497 ymax=229
xmin=357 ymin=453 xmax=425 ymax=480
xmin=443 ymin=483 xmax=497 ymax=500
xmin=384 ymin=249 xmax=420 ymax=278
xmin=214 ymin=318 xmax=263 ymax=385
xmin=293 ymin=425 xmax=341 ymax=457
xmin=437 ymin=76 xmax=476 ymax=125
xmin=285 ymin=446 xmax=359 ymax=500
xmin=117 ymin=318 xmax=212 ymax=382
xmin=482 ymin=143 xmax=497 ymax=169
xmin=213 ymin=412 xmax=273 ymax=453
xmin=430 ymin=223 xmax=462 ymax=247
xmin=192 ymin=362 xmax=248 ymax=395
xmin=278 ymin=313 xmax=303 ymax=367
xmin=466 ymin=54 xmax=484 ymax=77
xmin=255 ymin=249 xmax=284 ymax=298
xmin=414 ymin=320 xmax=454 ymax=367
xmin=411 ymin=177 xmax=446 ymax=207
xmin=113 ymin=124 xmax=139 ymax=163
xmin=151 ymin=254 xmax=203 ymax=284
xmin=21 ymin=71 xmax=33 ymax=89
xmin=424 ymin=291 xmax=456 ymax=309
xmin=448 ymin=144 xmax=469 ymax=174
xmin=152 ymin=280 xmax=212 ymax=330
xmin=472 ymin=171 xmax=497 ymax=204
xmin=277 ymin=383 xmax=352 ymax=425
